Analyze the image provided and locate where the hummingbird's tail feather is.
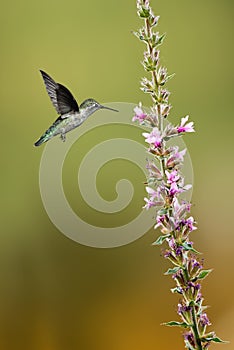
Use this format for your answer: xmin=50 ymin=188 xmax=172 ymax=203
xmin=34 ymin=118 xmax=61 ymax=146
xmin=34 ymin=133 xmax=51 ymax=147
xmin=34 ymin=126 xmax=56 ymax=146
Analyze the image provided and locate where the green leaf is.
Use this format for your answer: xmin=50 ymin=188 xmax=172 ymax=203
xmin=188 ymin=300 xmax=195 ymax=307
xmin=211 ymin=337 xmax=228 ymax=343
xmin=158 ymin=208 xmax=169 ymax=215
xmin=138 ymin=7 xmax=150 ymax=18
xmin=164 ymin=266 xmax=180 ymax=275
xmin=157 ymin=33 xmax=166 ymax=46
xmin=202 ymin=336 xmax=228 ymax=343
xmin=182 ymin=242 xmax=201 ymax=254
xmin=152 ymin=234 xmax=169 ymax=246
xmin=162 ymin=321 xmax=190 ymax=328
xmin=132 ymin=30 xmax=148 ymax=42
xmin=165 ymin=72 xmax=176 ymax=82
xmin=147 ymin=177 xmax=156 ymax=185
xmin=197 ymin=269 xmax=212 ymax=280
xmin=151 ymin=33 xmax=166 ymax=48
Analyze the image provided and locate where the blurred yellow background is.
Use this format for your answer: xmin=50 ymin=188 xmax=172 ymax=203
xmin=1 ymin=0 xmax=233 ymax=349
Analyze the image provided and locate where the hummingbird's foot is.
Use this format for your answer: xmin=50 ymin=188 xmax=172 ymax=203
xmin=60 ymin=132 xmax=66 ymax=142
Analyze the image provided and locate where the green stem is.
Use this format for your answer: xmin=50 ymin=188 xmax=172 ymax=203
xmin=184 ymin=267 xmax=203 ymax=350
xmin=145 ymin=19 xmax=158 ymax=92
xmin=191 ymin=306 xmax=203 ymax=350
xmin=144 ymin=18 xmax=166 ymax=177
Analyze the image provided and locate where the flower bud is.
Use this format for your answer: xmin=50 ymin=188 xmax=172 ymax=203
xmin=150 ymin=15 xmax=160 ymax=27
xmin=157 ymin=66 xmax=167 ymax=85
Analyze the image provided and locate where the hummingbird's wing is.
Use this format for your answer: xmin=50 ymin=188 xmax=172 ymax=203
xmin=40 ymin=70 xmax=79 ymax=116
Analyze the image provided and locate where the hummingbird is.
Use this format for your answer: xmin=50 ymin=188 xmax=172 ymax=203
xmin=34 ymin=70 xmax=118 ymax=146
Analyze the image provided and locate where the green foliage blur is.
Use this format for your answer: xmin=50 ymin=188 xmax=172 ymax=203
xmin=0 ymin=0 xmax=233 ymax=349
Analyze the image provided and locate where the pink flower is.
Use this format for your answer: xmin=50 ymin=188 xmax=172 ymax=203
xmin=154 ymin=215 xmax=175 ymax=234
xmin=173 ymin=146 xmax=186 ymax=161
xmin=186 ymin=216 xmax=197 ymax=231
xmin=173 ymin=198 xmax=185 ymax=216
xmin=146 ymin=186 xmax=157 ymax=199
xmin=199 ymin=313 xmax=211 ymax=327
xmin=132 ymin=103 xmax=147 ymax=122
xmin=178 ymin=217 xmax=197 ymax=233
xmin=143 ymin=197 xmax=157 ymax=210
xmin=173 ymin=198 xmax=191 ymax=220
xmin=175 ymin=147 xmax=186 ymax=160
xmin=166 ymin=169 xmax=180 ymax=184
xmin=177 ymin=115 xmax=195 ymax=133
xmin=143 ymin=127 xmax=162 ymax=147
xmin=143 ymin=186 xmax=164 ymax=209
xmin=146 ymin=161 xmax=162 ymax=179
xmin=183 ymin=184 xmax=192 ymax=191
xmin=154 ymin=215 xmax=166 ymax=230
xmin=166 ymin=147 xmax=186 ymax=168
xmin=169 ymin=182 xmax=182 ymax=196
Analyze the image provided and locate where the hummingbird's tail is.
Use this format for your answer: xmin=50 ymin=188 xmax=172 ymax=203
xmin=34 ymin=131 xmax=53 ymax=146
xmin=34 ymin=121 xmax=59 ymax=146
xmin=34 ymin=136 xmax=46 ymax=147
xmin=35 ymin=117 xmax=63 ymax=147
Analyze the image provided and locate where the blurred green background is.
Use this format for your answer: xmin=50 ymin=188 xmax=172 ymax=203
xmin=1 ymin=0 xmax=233 ymax=349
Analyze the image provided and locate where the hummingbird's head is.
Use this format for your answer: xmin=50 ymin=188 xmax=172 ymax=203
xmin=80 ymin=98 xmax=118 ymax=115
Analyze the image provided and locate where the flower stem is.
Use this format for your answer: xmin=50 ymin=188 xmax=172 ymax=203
xmin=133 ymin=1 xmax=225 ymax=348
xmin=144 ymin=16 xmax=166 ymax=177
xmin=191 ymin=306 xmax=203 ymax=350
xmin=145 ymin=18 xmax=159 ymax=97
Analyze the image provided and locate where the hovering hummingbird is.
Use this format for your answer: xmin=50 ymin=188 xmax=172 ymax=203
xmin=34 ymin=70 xmax=118 ymax=146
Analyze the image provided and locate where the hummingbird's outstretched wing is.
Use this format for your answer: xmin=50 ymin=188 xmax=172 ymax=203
xmin=40 ymin=70 xmax=79 ymax=116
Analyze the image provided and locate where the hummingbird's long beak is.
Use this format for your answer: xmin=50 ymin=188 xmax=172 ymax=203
xmin=101 ymin=105 xmax=119 ymax=112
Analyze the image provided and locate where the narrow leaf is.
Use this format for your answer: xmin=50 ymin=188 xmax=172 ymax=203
xmin=162 ymin=321 xmax=190 ymax=328
xmin=164 ymin=266 xmax=180 ymax=275
xmin=152 ymin=234 xmax=169 ymax=245
xmin=155 ymin=33 xmax=166 ymax=47
xmin=138 ymin=7 xmax=150 ymax=18
xmin=147 ymin=177 xmax=156 ymax=184
xmin=197 ymin=269 xmax=213 ymax=280
xmin=165 ymin=73 xmax=176 ymax=82
xmin=210 ymin=337 xmax=228 ymax=343
xmin=182 ymin=242 xmax=201 ymax=254
xmin=158 ymin=208 xmax=169 ymax=215
xmin=202 ymin=336 xmax=228 ymax=343
xmin=188 ymin=300 xmax=195 ymax=307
